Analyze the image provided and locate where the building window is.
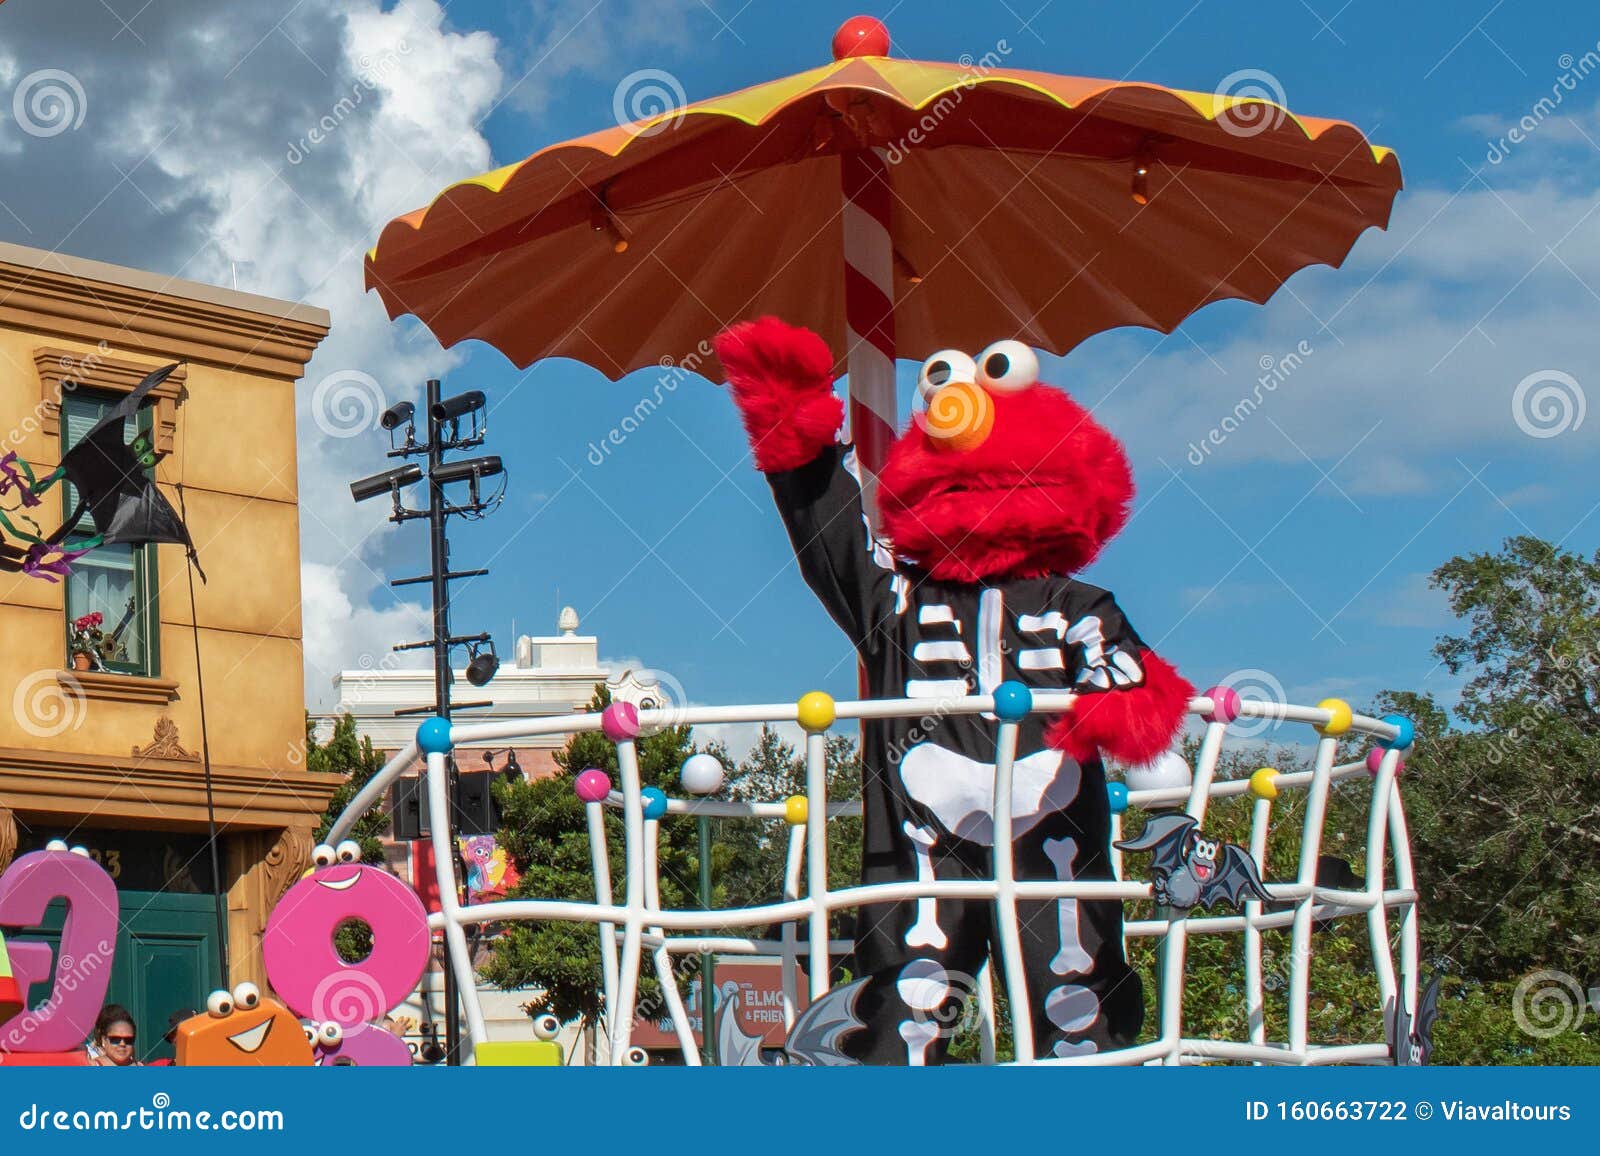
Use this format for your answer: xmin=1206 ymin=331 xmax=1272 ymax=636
xmin=61 ymin=390 xmax=159 ymax=676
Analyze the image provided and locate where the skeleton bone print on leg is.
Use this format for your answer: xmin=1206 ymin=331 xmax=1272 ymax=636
xmin=902 ymin=822 xmax=948 ymax=950
xmin=896 ymin=959 xmax=955 ymax=1066
xmin=1042 ymin=836 xmax=1093 ymax=976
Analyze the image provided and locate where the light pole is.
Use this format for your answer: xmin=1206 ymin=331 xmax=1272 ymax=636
xmin=351 ymin=379 xmax=506 ymax=1065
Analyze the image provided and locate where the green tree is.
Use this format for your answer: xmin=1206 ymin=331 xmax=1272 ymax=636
xmin=307 ymin=712 xmax=388 ymax=863
xmin=482 ymin=686 xmax=708 ymax=1032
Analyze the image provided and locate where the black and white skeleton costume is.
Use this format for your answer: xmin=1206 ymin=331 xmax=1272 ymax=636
xmin=769 ymin=445 xmax=1150 ymax=1064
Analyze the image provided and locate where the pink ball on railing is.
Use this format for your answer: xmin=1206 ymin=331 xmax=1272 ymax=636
xmin=1366 ymin=748 xmax=1405 ymax=777
xmin=574 ymin=768 xmax=613 ymax=803
xmin=600 ymin=701 xmax=640 ymax=742
xmin=1202 ymin=685 xmax=1241 ymax=725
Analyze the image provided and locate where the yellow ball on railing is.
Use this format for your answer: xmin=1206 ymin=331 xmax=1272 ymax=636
xmin=796 ymin=691 xmax=836 ymax=733
xmin=1249 ymin=767 xmax=1279 ymax=800
xmin=784 ymin=795 xmax=809 ymax=825
xmin=1315 ymin=698 xmax=1353 ymax=736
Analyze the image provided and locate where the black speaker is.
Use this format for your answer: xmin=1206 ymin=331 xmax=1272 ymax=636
xmin=386 ymin=769 xmax=500 ymax=839
xmin=389 ymin=776 xmax=424 ymax=841
xmin=453 ymin=770 xmax=500 ymax=837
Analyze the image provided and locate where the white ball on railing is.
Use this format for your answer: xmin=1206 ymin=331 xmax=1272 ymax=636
xmin=679 ymin=752 xmax=725 ymax=796
xmin=1122 ymin=749 xmax=1192 ymax=793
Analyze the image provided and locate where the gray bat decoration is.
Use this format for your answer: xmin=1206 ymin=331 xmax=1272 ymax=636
xmin=1388 ymin=973 xmax=1442 ymax=1066
xmin=718 ymin=978 xmax=868 ymax=1066
xmin=1115 ymin=813 xmax=1273 ymax=911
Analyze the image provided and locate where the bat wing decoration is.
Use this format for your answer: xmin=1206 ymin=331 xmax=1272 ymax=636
xmin=1115 ymin=813 xmax=1273 ymax=912
xmin=0 ymin=362 xmax=202 ymax=582
xmin=1388 ymin=972 xmax=1442 ymax=1066
xmin=718 ymin=978 xmax=868 ymax=1066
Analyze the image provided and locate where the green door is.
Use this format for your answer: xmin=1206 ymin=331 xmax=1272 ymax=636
xmin=14 ymin=890 xmax=219 ymax=1064
xmin=109 ymin=891 xmax=220 ymax=1064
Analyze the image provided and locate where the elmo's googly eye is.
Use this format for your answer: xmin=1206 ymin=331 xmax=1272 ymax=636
xmin=976 ymin=340 xmax=1039 ymax=393
xmin=318 ymin=1022 xmax=344 ymax=1047
xmin=206 ymin=990 xmax=234 ymax=1018
xmin=335 ymin=840 xmax=361 ymax=865
xmin=916 ymin=350 xmax=977 ymax=403
xmin=311 ymin=844 xmax=336 ymax=869
xmin=232 ymin=982 xmax=260 ymax=1011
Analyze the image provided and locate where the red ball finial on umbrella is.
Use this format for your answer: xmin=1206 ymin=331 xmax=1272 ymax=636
xmin=832 ymin=16 xmax=891 ymax=60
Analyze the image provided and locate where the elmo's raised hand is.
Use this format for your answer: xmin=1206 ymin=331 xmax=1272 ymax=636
xmin=713 ymin=317 xmax=844 ymax=472
xmin=1044 ymin=651 xmax=1194 ymax=767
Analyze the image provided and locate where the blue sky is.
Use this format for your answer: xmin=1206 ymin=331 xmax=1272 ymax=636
xmin=3 ymin=1 xmax=1596 ymax=734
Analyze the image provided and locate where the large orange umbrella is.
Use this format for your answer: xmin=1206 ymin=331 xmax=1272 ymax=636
xmin=365 ymin=17 xmax=1400 ymax=483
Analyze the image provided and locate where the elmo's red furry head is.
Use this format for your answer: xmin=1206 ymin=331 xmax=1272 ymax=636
xmin=878 ymin=341 xmax=1134 ymax=583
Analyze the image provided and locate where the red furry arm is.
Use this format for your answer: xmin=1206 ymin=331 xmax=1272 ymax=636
xmin=1045 ymin=652 xmax=1194 ymax=766
xmin=713 ymin=317 xmax=844 ymax=473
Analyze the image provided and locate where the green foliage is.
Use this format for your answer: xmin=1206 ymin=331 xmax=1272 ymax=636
xmin=482 ymin=686 xmax=706 ymax=1027
xmin=307 ymin=712 xmax=388 ymax=863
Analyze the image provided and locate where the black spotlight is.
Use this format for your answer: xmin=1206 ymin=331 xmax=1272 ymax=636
xmin=350 ymin=463 xmax=422 ymax=503
xmin=465 ymin=642 xmax=499 ymax=687
xmin=432 ymin=455 xmax=503 ymax=485
xmin=380 ymin=400 xmax=415 ymax=430
xmin=430 ymin=390 xmax=486 ymax=424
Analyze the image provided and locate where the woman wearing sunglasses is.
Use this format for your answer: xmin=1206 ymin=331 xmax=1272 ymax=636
xmin=86 ymin=1005 xmax=142 ymax=1066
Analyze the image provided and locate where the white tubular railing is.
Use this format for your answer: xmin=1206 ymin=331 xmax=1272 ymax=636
xmin=344 ymin=691 xmax=1416 ymax=1067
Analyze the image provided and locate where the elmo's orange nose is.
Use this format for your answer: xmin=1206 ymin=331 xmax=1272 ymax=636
xmin=922 ymin=381 xmax=994 ymax=452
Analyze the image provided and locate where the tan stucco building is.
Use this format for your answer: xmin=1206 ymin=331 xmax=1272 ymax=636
xmin=0 ymin=240 xmax=333 ymax=1046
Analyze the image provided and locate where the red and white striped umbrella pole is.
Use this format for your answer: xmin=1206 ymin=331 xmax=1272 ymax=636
xmin=841 ymin=146 xmax=897 ymax=522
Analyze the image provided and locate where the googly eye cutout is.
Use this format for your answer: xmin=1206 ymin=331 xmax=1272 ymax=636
xmin=69 ymin=845 xmax=90 ymax=858
xmin=335 ymin=840 xmax=361 ymax=865
xmin=45 ymin=839 xmax=68 ymax=853
xmin=533 ymin=1014 xmax=561 ymax=1041
xmin=318 ymin=1022 xmax=344 ymax=1047
xmin=311 ymin=844 xmax=336 ymax=869
xmin=206 ymin=990 xmax=234 ymax=1018
xmin=302 ymin=1023 xmax=318 ymax=1046
xmin=976 ymin=340 xmax=1039 ymax=393
xmin=623 ymin=1045 xmax=650 ymax=1066
xmin=232 ymin=982 xmax=260 ymax=1011
xmin=916 ymin=349 xmax=977 ymax=404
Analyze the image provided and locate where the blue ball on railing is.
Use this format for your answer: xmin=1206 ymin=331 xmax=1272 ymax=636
xmin=991 ymin=680 xmax=1033 ymax=722
xmin=1106 ymin=782 xmax=1129 ymax=814
xmin=415 ymin=716 xmax=453 ymax=754
xmin=1379 ymin=714 xmax=1415 ymax=751
xmin=640 ymin=786 xmax=669 ymax=820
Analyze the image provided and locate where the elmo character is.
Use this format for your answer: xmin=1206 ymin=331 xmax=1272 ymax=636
xmin=714 ymin=318 xmax=1193 ymax=1063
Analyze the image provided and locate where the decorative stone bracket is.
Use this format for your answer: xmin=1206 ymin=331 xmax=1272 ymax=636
xmin=32 ymin=346 xmax=188 ymax=455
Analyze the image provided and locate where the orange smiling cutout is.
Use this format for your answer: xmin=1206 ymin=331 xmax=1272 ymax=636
xmin=174 ymin=982 xmax=313 ymax=1067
